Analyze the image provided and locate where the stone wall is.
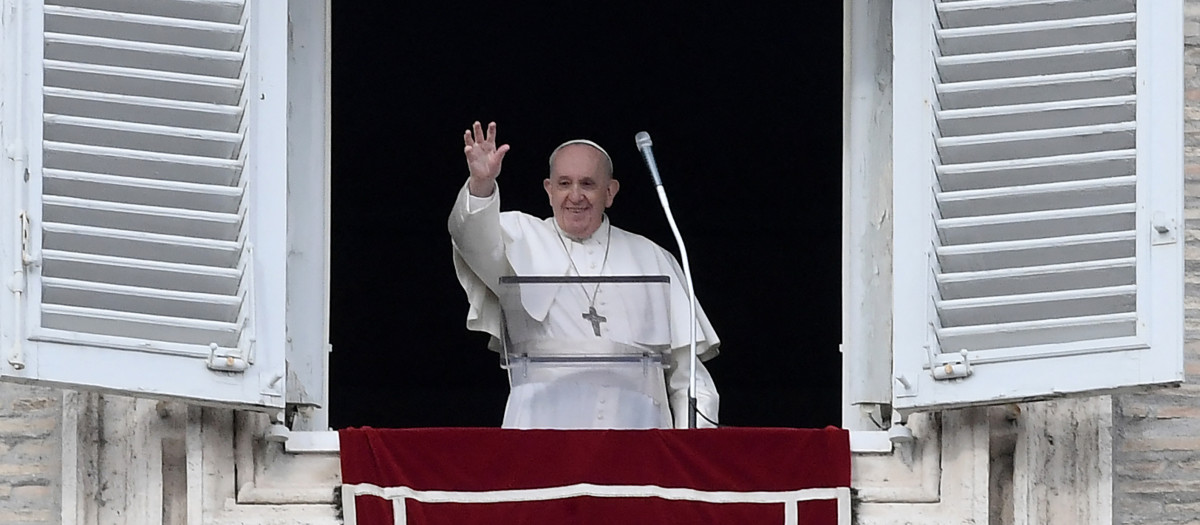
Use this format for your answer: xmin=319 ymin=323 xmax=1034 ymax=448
xmin=0 ymin=384 xmax=61 ymax=525
xmin=1111 ymin=2 xmax=1200 ymax=523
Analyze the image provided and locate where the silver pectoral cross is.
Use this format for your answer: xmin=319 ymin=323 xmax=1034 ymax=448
xmin=582 ymin=306 xmax=607 ymax=337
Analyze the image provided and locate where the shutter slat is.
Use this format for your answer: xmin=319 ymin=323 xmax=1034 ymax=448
xmin=937 ymin=231 xmax=1134 ymax=272
xmin=44 ymin=87 xmax=241 ymax=131
xmin=936 ymin=13 xmax=1136 ymax=55
xmin=936 ymin=312 xmax=1137 ymax=352
xmin=937 ymin=149 xmax=1135 ymax=190
xmin=46 ymin=140 xmax=240 ymax=170
xmin=937 ymin=284 xmax=1135 ymax=326
xmin=937 ymin=204 xmax=1134 ymax=244
xmin=938 ymin=95 xmax=1135 ymax=136
xmin=45 ymin=32 xmax=243 ymax=77
xmin=45 ymin=114 xmax=242 ymax=158
xmin=937 ymin=257 xmax=1136 ymax=299
xmin=44 ymin=87 xmax=242 ymax=130
xmin=937 ymin=121 xmax=1134 ymax=164
xmin=45 ymin=0 xmax=246 ymax=25
xmin=43 ymin=276 xmax=240 ymax=321
xmin=937 ymin=40 xmax=1135 ymax=83
xmin=45 ymin=59 xmax=243 ymax=104
xmin=44 ymin=142 xmax=242 ymax=187
xmin=937 ymin=176 xmax=1135 ymax=217
xmin=43 ymin=148 xmax=239 ymax=186
xmin=42 ymin=195 xmax=241 ymax=240
xmin=937 ymin=67 xmax=1136 ymax=108
xmin=936 ymin=0 xmax=1136 ymax=28
xmin=41 ymin=304 xmax=240 ymax=347
xmin=41 ymin=249 xmax=241 ymax=295
xmin=43 ymin=222 xmax=241 ymax=267
xmin=43 ymin=5 xmax=243 ymax=49
xmin=44 ymin=168 xmax=242 ymax=213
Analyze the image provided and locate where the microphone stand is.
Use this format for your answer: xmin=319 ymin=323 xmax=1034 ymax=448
xmin=636 ymin=132 xmax=700 ymax=429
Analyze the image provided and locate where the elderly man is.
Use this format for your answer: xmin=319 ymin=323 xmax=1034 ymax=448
xmin=449 ymin=121 xmax=720 ymax=429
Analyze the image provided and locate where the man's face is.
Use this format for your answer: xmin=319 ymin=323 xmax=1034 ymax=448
xmin=544 ymin=145 xmax=619 ymax=240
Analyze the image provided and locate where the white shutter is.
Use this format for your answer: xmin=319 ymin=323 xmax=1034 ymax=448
xmin=0 ymin=0 xmax=288 ymax=410
xmin=892 ymin=0 xmax=1183 ymax=413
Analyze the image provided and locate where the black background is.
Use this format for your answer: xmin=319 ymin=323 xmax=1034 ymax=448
xmin=328 ymin=4 xmax=844 ymax=429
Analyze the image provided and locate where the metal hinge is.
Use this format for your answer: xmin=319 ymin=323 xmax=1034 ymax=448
xmin=931 ymin=349 xmax=973 ymax=381
xmin=18 ymin=210 xmax=34 ymax=267
xmin=8 ymin=211 xmax=31 ymax=371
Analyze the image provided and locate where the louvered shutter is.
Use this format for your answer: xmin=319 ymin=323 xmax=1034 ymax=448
xmin=892 ymin=0 xmax=1183 ymax=413
xmin=0 ymin=0 xmax=288 ymax=409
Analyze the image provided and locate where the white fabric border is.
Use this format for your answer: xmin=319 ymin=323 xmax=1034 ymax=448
xmin=342 ymin=483 xmax=851 ymax=525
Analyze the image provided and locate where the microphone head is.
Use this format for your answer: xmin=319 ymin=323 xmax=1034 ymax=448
xmin=635 ymin=131 xmax=653 ymax=150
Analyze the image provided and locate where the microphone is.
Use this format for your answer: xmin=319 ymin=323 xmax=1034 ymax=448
xmin=634 ymin=131 xmax=700 ymax=429
xmin=635 ymin=131 xmax=663 ymax=187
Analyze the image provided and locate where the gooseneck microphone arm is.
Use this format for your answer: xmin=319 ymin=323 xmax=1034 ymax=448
xmin=635 ymin=132 xmax=700 ymax=430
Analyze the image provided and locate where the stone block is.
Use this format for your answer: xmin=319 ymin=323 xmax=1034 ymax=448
xmin=8 ymin=397 xmax=57 ymax=413
xmin=0 ymin=463 xmax=51 ymax=478
xmin=0 ymin=417 xmax=56 ymax=438
xmin=8 ymin=440 xmax=54 ymax=461
xmin=1114 ymin=491 xmax=1167 ymax=522
xmin=1117 ymin=401 xmax=1152 ymax=418
xmin=1157 ymin=405 xmax=1200 ymax=419
xmin=9 ymin=484 xmax=53 ymax=505
xmin=1116 ymin=459 xmax=1168 ymax=478
xmin=1121 ymin=436 xmax=1200 ymax=452
xmin=0 ymin=509 xmax=54 ymax=524
xmin=1121 ymin=479 xmax=1200 ymax=502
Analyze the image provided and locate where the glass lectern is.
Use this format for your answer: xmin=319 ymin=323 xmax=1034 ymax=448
xmin=496 ymin=275 xmax=674 ymax=428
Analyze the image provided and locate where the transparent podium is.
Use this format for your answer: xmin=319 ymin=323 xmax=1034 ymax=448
xmin=496 ymin=275 xmax=675 ymax=429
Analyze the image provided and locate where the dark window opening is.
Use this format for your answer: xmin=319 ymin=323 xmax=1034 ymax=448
xmin=329 ymin=4 xmax=844 ymax=429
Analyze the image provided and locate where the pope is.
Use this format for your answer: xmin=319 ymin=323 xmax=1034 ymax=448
xmin=449 ymin=121 xmax=721 ymax=429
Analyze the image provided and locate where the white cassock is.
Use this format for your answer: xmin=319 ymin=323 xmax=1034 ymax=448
xmin=449 ymin=181 xmax=720 ymax=429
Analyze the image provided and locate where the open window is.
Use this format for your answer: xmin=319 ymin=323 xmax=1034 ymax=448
xmin=888 ymin=0 xmax=1183 ymax=414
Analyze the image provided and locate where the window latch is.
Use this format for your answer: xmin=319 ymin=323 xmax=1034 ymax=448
xmin=931 ymin=349 xmax=973 ymax=381
xmin=206 ymin=343 xmax=248 ymax=373
xmin=1153 ymin=212 xmax=1177 ymax=246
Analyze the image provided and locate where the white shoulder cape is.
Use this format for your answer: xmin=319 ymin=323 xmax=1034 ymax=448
xmin=450 ymin=190 xmax=720 ymax=360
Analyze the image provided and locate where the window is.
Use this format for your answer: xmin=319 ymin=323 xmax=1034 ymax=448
xmin=5 ymin=0 xmax=1180 ymax=444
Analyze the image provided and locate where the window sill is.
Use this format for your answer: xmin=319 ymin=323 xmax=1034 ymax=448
xmin=282 ymin=430 xmax=339 ymax=453
xmin=282 ymin=429 xmax=893 ymax=454
xmin=849 ymin=430 xmax=892 ymax=453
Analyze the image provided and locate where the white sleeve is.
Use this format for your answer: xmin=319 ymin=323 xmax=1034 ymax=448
xmin=667 ymin=347 xmax=720 ymax=428
xmin=448 ymin=180 xmax=510 ymax=296
xmin=467 ymin=192 xmax=495 ymax=213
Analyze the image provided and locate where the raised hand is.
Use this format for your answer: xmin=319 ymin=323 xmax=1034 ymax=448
xmin=463 ymin=121 xmax=510 ymax=197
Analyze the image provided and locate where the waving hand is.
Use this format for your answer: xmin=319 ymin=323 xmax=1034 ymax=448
xmin=463 ymin=121 xmax=510 ymax=197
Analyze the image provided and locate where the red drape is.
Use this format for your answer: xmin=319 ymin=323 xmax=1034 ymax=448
xmin=339 ymin=427 xmax=850 ymax=525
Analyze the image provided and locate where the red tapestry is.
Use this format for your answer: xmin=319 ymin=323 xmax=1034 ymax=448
xmin=339 ymin=427 xmax=850 ymax=525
